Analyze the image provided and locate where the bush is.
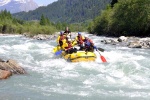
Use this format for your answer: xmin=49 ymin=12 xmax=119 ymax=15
xmin=89 ymin=0 xmax=150 ymax=36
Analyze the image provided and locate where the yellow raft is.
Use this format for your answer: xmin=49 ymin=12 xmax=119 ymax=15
xmin=61 ymin=50 xmax=97 ymax=62
xmin=53 ymin=41 xmax=97 ymax=62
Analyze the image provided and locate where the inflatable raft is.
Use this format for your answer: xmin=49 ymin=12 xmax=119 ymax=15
xmin=61 ymin=50 xmax=96 ymax=62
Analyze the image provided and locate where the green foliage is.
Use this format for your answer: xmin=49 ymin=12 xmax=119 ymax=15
xmin=54 ymin=22 xmax=88 ymax=32
xmin=23 ymin=21 xmax=57 ymax=35
xmin=0 ymin=10 xmax=57 ymax=35
xmin=111 ymin=0 xmax=118 ymax=7
xmin=89 ymin=0 xmax=150 ymax=36
xmin=40 ymin=14 xmax=47 ymax=25
xmin=0 ymin=9 xmax=12 ymax=20
xmin=88 ymin=6 xmax=113 ymax=35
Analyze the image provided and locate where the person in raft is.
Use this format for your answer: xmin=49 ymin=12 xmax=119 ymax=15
xmin=56 ymin=31 xmax=66 ymax=47
xmin=64 ymin=39 xmax=77 ymax=54
xmin=75 ymin=32 xmax=85 ymax=50
xmin=63 ymin=27 xmax=71 ymax=38
xmin=84 ymin=37 xmax=98 ymax=52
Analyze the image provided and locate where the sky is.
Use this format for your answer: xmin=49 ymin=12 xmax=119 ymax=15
xmin=34 ymin=0 xmax=58 ymax=6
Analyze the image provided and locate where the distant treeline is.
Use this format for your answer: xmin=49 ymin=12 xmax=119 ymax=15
xmin=0 ymin=10 xmax=87 ymax=36
xmin=88 ymin=0 xmax=150 ymax=36
xmin=0 ymin=10 xmax=57 ymax=36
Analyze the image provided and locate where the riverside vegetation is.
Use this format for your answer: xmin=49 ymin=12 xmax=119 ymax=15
xmin=88 ymin=0 xmax=150 ymax=37
xmin=0 ymin=10 xmax=87 ymax=37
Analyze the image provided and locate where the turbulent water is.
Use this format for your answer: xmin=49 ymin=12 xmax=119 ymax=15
xmin=0 ymin=34 xmax=150 ymax=100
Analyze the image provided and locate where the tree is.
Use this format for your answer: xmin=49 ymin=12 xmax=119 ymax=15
xmin=111 ymin=0 xmax=118 ymax=8
xmin=40 ymin=14 xmax=46 ymax=25
xmin=89 ymin=0 xmax=150 ymax=36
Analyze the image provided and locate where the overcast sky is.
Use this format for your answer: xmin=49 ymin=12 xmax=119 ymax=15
xmin=34 ymin=0 xmax=58 ymax=6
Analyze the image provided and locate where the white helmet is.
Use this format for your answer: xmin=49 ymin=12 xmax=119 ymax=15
xmin=67 ymin=36 xmax=70 ymax=38
xmin=68 ymin=39 xmax=71 ymax=42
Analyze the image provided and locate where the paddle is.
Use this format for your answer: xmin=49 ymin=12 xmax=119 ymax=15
xmin=94 ymin=46 xmax=104 ymax=52
xmin=97 ymin=48 xmax=104 ymax=52
xmin=55 ymin=50 xmax=62 ymax=55
xmin=53 ymin=45 xmax=61 ymax=53
xmin=97 ymin=50 xmax=107 ymax=63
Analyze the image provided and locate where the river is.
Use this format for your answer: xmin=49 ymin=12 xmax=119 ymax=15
xmin=0 ymin=33 xmax=150 ymax=100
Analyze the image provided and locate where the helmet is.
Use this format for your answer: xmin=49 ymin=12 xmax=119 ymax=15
xmin=66 ymin=36 xmax=70 ymax=39
xmin=60 ymin=31 xmax=63 ymax=35
xmin=78 ymin=32 xmax=81 ymax=35
xmin=84 ymin=37 xmax=88 ymax=40
xmin=68 ymin=39 xmax=71 ymax=42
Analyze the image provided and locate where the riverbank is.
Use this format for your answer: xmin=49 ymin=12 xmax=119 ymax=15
xmin=24 ymin=33 xmax=150 ymax=49
xmin=101 ymin=36 xmax=150 ymax=49
xmin=1 ymin=33 xmax=150 ymax=49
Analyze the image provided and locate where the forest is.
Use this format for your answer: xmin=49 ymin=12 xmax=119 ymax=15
xmin=88 ymin=0 xmax=150 ymax=36
xmin=0 ymin=10 xmax=57 ymax=36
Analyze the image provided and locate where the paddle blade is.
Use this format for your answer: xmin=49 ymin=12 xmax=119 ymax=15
xmin=53 ymin=46 xmax=61 ymax=53
xmin=55 ymin=50 xmax=62 ymax=55
xmin=100 ymin=55 xmax=107 ymax=62
xmin=53 ymin=47 xmax=57 ymax=53
xmin=98 ymin=48 xmax=104 ymax=52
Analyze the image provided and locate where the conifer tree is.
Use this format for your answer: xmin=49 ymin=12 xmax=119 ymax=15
xmin=40 ymin=14 xmax=46 ymax=25
xmin=111 ymin=0 xmax=118 ymax=8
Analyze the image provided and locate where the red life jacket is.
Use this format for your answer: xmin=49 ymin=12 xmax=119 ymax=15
xmin=66 ymin=42 xmax=72 ymax=49
xmin=77 ymin=36 xmax=84 ymax=44
xmin=59 ymin=35 xmax=65 ymax=41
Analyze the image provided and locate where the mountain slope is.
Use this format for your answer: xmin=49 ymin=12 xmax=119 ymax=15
xmin=13 ymin=0 xmax=111 ymax=23
xmin=0 ymin=0 xmax=38 ymax=13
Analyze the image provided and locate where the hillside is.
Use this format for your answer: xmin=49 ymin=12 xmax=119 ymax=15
xmin=13 ymin=0 xmax=111 ymax=23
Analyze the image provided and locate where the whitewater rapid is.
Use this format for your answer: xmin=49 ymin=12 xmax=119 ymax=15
xmin=0 ymin=34 xmax=150 ymax=100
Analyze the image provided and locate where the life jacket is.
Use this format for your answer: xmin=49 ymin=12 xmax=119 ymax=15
xmin=59 ymin=35 xmax=65 ymax=41
xmin=85 ymin=39 xmax=93 ymax=47
xmin=89 ymin=39 xmax=93 ymax=44
xmin=76 ymin=35 xmax=84 ymax=44
xmin=85 ymin=40 xmax=91 ymax=46
xmin=65 ymin=42 xmax=72 ymax=49
xmin=57 ymin=35 xmax=65 ymax=45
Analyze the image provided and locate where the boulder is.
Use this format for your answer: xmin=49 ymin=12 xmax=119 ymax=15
xmin=0 ymin=69 xmax=12 ymax=79
xmin=6 ymin=59 xmax=26 ymax=74
xmin=118 ymin=36 xmax=128 ymax=42
xmin=127 ymin=41 xmax=142 ymax=48
xmin=0 ymin=59 xmax=26 ymax=80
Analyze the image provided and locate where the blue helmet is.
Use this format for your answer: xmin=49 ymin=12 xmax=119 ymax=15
xmin=78 ymin=32 xmax=81 ymax=35
xmin=60 ymin=31 xmax=63 ymax=35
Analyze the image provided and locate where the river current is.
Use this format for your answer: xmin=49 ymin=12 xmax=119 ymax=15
xmin=0 ymin=33 xmax=150 ymax=100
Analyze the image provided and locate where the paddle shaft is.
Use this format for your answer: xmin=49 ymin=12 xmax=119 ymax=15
xmin=98 ymin=48 xmax=104 ymax=52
